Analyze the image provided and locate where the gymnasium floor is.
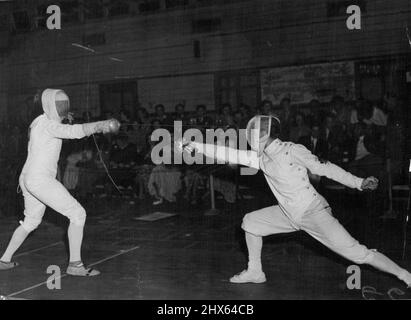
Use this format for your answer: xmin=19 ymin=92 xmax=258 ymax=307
xmin=0 ymin=193 xmax=410 ymax=300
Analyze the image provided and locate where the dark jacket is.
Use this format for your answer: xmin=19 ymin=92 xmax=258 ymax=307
xmin=298 ymin=135 xmax=328 ymax=160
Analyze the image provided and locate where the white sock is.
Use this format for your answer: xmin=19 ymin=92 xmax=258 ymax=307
xmin=245 ymin=232 xmax=263 ymax=272
xmin=1 ymin=226 xmax=29 ymax=262
xmin=68 ymin=223 xmax=83 ymax=263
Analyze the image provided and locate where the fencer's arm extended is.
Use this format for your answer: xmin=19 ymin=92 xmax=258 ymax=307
xmin=45 ymin=121 xmax=110 ymax=139
xmin=44 ymin=121 xmax=87 ymax=139
xmin=82 ymin=121 xmax=111 ymax=136
xmin=192 ymin=142 xmax=260 ymax=169
xmin=291 ymin=144 xmax=363 ymax=190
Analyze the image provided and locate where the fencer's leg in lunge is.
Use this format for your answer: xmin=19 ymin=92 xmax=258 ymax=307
xmin=301 ymin=206 xmax=411 ymax=287
xmin=230 ymin=206 xmax=297 ymax=284
xmin=230 ymin=232 xmax=266 ymax=284
xmin=245 ymin=232 xmax=263 ymax=272
xmin=25 ymin=177 xmax=100 ymax=276
xmin=0 ymin=183 xmax=46 ymax=270
xmin=68 ymin=222 xmax=84 ymax=263
xmin=0 ymin=227 xmax=28 ymax=269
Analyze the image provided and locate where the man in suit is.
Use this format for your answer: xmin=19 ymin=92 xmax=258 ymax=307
xmin=298 ymin=124 xmax=327 ymax=160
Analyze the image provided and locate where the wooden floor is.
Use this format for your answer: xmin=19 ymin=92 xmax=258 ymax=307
xmin=0 ymin=193 xmax=410 ymax=300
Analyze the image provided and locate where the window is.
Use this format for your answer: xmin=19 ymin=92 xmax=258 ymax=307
xmin=215 ymin=71 xmax=260 ymax=110
xmin=165 ymin=0 xmax=189 ymax=9
xmin=192 ymin=18 xmax=221 ymax=34
xmin=99 ymin=81 xmax=139 ymax=118
xmin=139 ymin=0 xmax=161 ymax=13
xmin=358 ymin=61 xmax=384 ymax=101
xmin=108 ymin=0 xmax=131 ymax=17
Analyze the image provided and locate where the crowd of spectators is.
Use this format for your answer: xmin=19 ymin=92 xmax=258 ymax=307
xmin=0 ymin=93 xmax=409 ymax=217
xmin=0 ymin=123 xmax=26 ymax=216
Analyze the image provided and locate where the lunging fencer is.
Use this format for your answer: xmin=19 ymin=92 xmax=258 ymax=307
xmin=179 ymin=115 xmax=411 ymax=287
xmin=0 ymin=89 xmax=119 ymax=276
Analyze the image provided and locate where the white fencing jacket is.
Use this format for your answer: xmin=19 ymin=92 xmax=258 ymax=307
xmin=196 ymin=139 xmax=364 ymax=220
xmin=21 ymin=89 xmax=86 ymax=179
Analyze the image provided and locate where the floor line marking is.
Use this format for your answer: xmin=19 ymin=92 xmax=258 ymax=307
xmin=7 ymin=245 xmax=141 ymax=298
xmin=14 ymin=242 xmax=63 ymax=258
xmin=88 ymin=245 xmax=140 ymax=267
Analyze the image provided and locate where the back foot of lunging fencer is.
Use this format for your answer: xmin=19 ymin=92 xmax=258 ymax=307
xmin=66 ymin=263 xmax=100 ymax=277
xmin=0 ymin=261 xmax=19 ymax=271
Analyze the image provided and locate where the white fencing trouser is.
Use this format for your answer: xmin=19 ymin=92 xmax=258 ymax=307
xmin=242 ymin=202 xmax=375 ymax=265
xmin=19 ymin=175 xmax=86 ymax=233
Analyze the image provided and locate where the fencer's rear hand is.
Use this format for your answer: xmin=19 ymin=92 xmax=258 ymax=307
xmin=361 ymin=176 xmax=379 ymax=190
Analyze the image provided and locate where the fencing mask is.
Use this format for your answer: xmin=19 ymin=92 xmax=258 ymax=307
xmin=42 ymin=89 xmax=70 ymax=122
xmin=246 ymin=115 xmax=281 ymax=156
xmin=55 ymin=91 xmax=70 ymax=119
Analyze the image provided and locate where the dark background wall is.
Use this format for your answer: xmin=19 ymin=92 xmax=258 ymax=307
xmin=0 ymin=0 xmax=411 ymax=120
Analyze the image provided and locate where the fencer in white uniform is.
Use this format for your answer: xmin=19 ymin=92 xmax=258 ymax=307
xmin=0 ymin=89 xmax=116 ymax=276
xmin=180 ymin=115 xmax=411 ymax=287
